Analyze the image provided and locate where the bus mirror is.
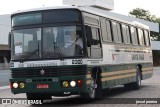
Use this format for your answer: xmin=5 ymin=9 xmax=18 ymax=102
xmin=8 ymin=32 xmax=11 ymax=48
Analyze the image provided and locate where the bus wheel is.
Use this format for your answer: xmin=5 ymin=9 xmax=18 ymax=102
xmin=88 ymin=77 xmax=97 ymax=98
xmin=83 ymin=69 xmax=102 ymax=98
xmin=132 ymin=68 xmax=141 ymax=90
xmin=26 ymin=93 xmax=44 ymax=104
xmin=124 ymin=68 xmax=141 ymax=90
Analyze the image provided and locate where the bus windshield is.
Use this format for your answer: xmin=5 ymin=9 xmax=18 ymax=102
xmin=12 ymin=26 xmax=83 ymax=60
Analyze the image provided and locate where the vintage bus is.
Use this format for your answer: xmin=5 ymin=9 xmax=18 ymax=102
xmin=9 ymin=6 xmax=153 ymax=100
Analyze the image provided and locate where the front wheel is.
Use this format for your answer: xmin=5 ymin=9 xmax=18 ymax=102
xmin=81 ymin=71 xmax=102 ymax=98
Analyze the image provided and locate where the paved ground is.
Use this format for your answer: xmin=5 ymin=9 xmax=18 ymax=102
xmin=0 ymin=70 xmax=10 ymax=86
xmin=0 ymin=67 xmax=160 ymax=107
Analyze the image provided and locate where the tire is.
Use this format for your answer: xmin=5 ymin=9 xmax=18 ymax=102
xmin=81 ymin=69 xmax=102 ymax=98
xmin=132 ymin=68 xmax=141 ymax=90
xmin=124 ymin=68 xmax=141 ymax=90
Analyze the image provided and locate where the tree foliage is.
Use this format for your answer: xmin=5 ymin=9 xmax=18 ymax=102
xmin=129 ymin=8 xmax=160 ymax=40
xmin=129 ymin=8 xmax=157 ymax=22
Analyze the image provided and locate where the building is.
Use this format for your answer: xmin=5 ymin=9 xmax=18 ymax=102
xmin=0 ymin=14 xmax=11 ymax=69
xmin=0 ymin=0 xmax=159 ymax=67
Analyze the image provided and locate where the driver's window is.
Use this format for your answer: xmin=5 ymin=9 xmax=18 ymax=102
xmin=85 ymin=25 xmax=102 ymax=58
xmin=85 ymin=26 xmax=101 ymax=47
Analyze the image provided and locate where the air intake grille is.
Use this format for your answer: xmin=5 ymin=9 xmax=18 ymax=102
xmin=11 ymin=66 xmax=86 ymax=78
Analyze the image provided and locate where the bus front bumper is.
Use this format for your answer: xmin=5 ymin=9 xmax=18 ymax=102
xmin=9 ymin=76 xmax=91 ymax=95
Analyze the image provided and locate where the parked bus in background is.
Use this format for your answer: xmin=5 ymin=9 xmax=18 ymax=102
xmin=9 ymin=6 xmax=153 ymax=101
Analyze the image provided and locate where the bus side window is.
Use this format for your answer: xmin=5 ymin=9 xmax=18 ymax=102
xmin=130 ymin=26 xmax=138 ymax=45
xmin=91 ymin=27 xmax=100 ymax=46
xmin=111 ymin=21 xmax=122 ymax=43
xmin=138 ymin=28 xmax=145 ymax=46
xmin=106 ymin=20 xmax=112 ymax=42
xmin=144 ymin=30 xmax=151 ymax=46
xmin=122 ymin=24 xmax=131 ymax=44
xmin=85 ymin=25 xmax=102 ymax=58
xmin=85 ymin=26 xmax=100 ymax=47
xmin=100 ymin=18 xmax=112 ymax=42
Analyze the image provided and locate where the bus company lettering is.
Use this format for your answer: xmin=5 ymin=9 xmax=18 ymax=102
xmin=132 ymin=54 xmax=144 ymax=60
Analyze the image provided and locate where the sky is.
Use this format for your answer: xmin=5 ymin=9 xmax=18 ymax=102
xmin=0 ymin=0 xmax=159 ymax=17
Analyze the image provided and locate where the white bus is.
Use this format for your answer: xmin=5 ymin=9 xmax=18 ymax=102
xmin=9 ymin=6 xmax=153 ymax=101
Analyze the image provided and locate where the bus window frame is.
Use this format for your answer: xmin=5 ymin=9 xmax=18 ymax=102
xmin=130 ymin=26 xmax=139 ymax=45
xmin=144 ymin=29 xmax=151 ymax=46
xmin=121 ymin=24 xmax=131 ymax=44
xmin=85 ymin=24 xmax=102 ymax=58
xmin=111 ymin=20 xmax=122 ymax=44
xmin=137 ymin=28 xmax=145 ymax=46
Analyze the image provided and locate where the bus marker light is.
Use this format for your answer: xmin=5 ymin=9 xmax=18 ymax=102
xmin=10 ymin=83 xmax=12 ymax=89
xmin=19 ymin=83 xmax=25 ymax=88
xmin=13 ymin=82 xmax=18 ymax=88
xmin=70 ymin=81 xmax=76 ymax=87
xmin=63 ymin=81 xmax=69 ymax=87
xmin=77 ymin=80 xmax=82 ymax=87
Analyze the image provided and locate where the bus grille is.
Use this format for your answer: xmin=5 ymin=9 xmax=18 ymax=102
xmin=11 ymin=66 xmax=86 ymax=78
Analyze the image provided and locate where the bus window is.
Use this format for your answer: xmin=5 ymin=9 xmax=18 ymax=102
xmin=91 ymin=27 xmax=100 ymax=44
xmin=122 ymin=24 xmax=131 ymax=44
xmin=117 ymin=23 xmax=122 ymax=43
xmin=138 ymin=28 xmax=145 ymax=46
xmin=144 ymin=30 xmax=150 ymax=46
xmin=84 ymin=16 xmax=99 ymax=26
xmin=85 ymin=26 xmax=102 ymax=58
xmin=111 ymin=21 xmax=122 ymax=43
xmin=100 ymin=18 xmax=112 ymax=42
xmin=130 ymin=26 xmax=138 ymax=45
xmin=126 ymin=26 xmax=131 ymax=44
xmin=106 ymin=20 xmax=112 ymax=42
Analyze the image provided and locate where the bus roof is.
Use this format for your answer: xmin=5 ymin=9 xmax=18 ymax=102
xmin=12 ymin=6 xmax=149 ymax=30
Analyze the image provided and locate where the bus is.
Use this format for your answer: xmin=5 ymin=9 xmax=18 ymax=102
xmin=9 ymin=6 xmax=153 ymax=100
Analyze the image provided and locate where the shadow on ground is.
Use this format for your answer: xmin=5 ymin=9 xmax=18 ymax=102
xmin=29 ymin=85 xmax=147 ymax=106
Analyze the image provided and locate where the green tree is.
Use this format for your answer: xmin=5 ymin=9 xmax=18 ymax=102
xmin=129 ymin=8 xmax=160 ymax=40
xmin=129 ymin=8 xmax=157 ymax=22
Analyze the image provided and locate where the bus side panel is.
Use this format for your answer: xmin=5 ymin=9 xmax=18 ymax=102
xmin=141 ymin=63 xmax=153 ymax=80
xmin=100 ymin=63 xmax=152 ymax=89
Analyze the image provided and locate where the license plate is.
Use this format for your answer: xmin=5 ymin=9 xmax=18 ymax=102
xmin=37 ymin=84 xmax=49 ymax=89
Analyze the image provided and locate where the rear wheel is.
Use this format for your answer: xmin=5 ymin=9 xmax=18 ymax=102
xmin=124 ymin=68 xmax=141 ymax=90
xmin=132 ymin=68 xmax=141 ymax=89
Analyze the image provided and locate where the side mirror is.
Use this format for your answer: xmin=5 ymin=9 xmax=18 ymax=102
xmin=8 ymin=32 xmax=11 ymax=48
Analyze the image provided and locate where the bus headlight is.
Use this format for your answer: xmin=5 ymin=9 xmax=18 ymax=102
xmin=63 ymin=81 xmax=69 ymax=87
xmin=19 ymin=83 xmax=25 ymax=88
xmin=70 ymin=81 xmax=76 ymax=87
xmin=13 ymin=82 xmax=18 ymax=88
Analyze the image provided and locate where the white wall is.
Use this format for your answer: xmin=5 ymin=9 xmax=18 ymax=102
xmin=0 ymin=14 xmax=11 ymax=45
xmin=63 ymin=0 xmax=114 ymax=10
xmin=151 ymin=41 xmax=160 ymax=50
